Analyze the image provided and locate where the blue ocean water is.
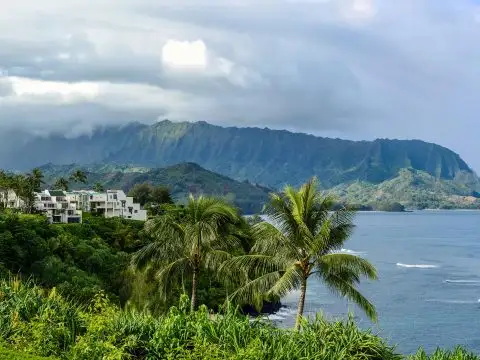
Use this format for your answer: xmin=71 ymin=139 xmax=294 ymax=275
xmin=270 ymin=211 xmax=480 ymax=354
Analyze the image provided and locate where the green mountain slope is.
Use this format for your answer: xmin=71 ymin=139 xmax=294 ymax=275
xmin=40 ymin=164 xmax=480 ymax=210
xmin=39 ymin=162 xmax=272 ymax=214
xmin=329 ymin=168 xmax=480 ymax=209
xmin=2 ymin=120 xmax=475 ymax=189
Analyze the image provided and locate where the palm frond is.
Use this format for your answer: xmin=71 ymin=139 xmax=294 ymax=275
xmin=204 ymin=250 xmax=234 ymax=273
xmin=250 ymin=222 xmax=298 ymax=259
xmin=228 ymin=271 xmax=283 ymax=310
xmin=221 ymin=254 xmax=284 ymax=279
xmin=319 ymin=253 xmax=377 ymax=280
xmin=156 ymin=257 xmax=191 ymax=301
xmin=323 ymin=272 xmax=377 ymax=322
xmin=267 ymin=264 xmax=304 ymax=299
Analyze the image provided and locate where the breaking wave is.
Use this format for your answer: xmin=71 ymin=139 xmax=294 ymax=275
xmin=445 ymin=279 xmax=480 ymax=284
xmin=339 ymin=249 xmax=367 ymax=255
xmin=425 ymin=299 xmax=480 ymax=304
xmin=396 ymin=263 xmax=439 ymax=269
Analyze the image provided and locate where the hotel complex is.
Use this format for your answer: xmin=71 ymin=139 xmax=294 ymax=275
xmin=1 ymin=189 xmax=147 ymax=223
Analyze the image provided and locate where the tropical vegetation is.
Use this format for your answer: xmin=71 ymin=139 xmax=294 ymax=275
xmin=224 ymin=179 xmax=377 ymax=329
xmin=0 ymin=279 xmax=474 ymax=359
xmin=0 ymin=173 xmax=476 ymax=358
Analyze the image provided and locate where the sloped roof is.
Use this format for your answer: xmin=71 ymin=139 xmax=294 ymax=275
xmin=49 ymin=190 xmax=65 ymax=196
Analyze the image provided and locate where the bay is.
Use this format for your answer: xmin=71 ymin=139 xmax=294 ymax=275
xmin=266 ymin=211 xmax=480 ymax=354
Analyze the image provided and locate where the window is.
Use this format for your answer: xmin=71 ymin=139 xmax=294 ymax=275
xmin=134 ymin=210 xmax=138 ymax=213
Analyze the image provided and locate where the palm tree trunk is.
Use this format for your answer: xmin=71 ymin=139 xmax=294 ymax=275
xmin=294 ymin=278 xmax=307 ymax=330
xmin=191 ymin=267 xmax=198 ymax=312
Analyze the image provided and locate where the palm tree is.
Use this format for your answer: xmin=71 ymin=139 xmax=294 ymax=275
xmin=93 ymin=182 xmax=104 ymax=192
xmin=224 ymin=178 xmax=377 ymax=330
xmin=29 ymin=168 xmax=44 ymax=192
xmin=132 ymin=195 xmax=241 ymax=312
xmin=69 ymin=170 xmax=88 ymax=185
xmin=53 ymin=177 xmax=69 ymax=191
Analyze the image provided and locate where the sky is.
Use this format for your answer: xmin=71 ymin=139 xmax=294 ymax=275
xmin=0 ymin=0 xmax=479 ymax=170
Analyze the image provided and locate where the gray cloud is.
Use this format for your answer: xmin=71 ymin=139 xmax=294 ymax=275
xmin=0 ymin=78 xmax=13 ymax=96
xmin=0 ymin=0 xmax=480 ymax=169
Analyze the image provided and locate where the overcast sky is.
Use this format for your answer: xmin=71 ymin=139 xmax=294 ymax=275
xmin=1 ymin=0 xmax=479 ymax=170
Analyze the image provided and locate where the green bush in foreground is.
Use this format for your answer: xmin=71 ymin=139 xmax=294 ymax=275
xmin=0 ymin=347 xmax=56 ymax=359
xmin=0 ymin=278 xmax=475 ymax=359
xmin=409 ymin=347 xmax=479 ymax=360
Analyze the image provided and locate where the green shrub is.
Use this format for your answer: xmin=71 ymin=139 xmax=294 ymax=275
xmin=0 ymin=279 xmax=476 ymax=360
xmin=0 ymin=348 xmax=56 ymax=359
xmin=409 ymin=347 xmax=479 ymax=360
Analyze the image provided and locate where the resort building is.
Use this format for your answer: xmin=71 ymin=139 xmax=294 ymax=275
xmin=67 ymin=189 xmax=147 ymax=221
xmin=1 ymin=189 xmax=147 ymax=223
xmin=35 ymin=190 xmax=83 ymax=224
xmin=0 ymin=190 xmax=24 ymax=209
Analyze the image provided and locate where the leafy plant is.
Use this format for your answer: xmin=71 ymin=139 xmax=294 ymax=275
xmin=132 ymin=195 xmax=242 ymax=311
xmin=224 ymin=177 xmax=377 ymax=329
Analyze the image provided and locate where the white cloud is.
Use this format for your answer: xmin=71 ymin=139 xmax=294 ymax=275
xmin=9 ymin=77 xmax=99 ymax=103
xmin=340 ymin=0 xmax=377 ymax=21
xmin=162 ymin=39 xmax=208 ymax=70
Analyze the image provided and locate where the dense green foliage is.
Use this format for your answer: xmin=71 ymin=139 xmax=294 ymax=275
xmin=133 ymin=195 xmax=243 ymax=312
xmin=127 ymin=183 xmax=173 ymax=216
xmin=0 ymin=169 xmax=43 ymax=213
xmin=40 ymin=162 xmax=272 ymax=214
xmin=0 ymin=173 xmax=477 ymax=358
xmin=0 ymin=211 xmax=144 ymax=304
xmin=0 ymin=211 xmax=238 ymax=313
xmin=0 ymin=279 xmax=474 ymax=359
xmin=2 ymin=120 xmax=475 ymax=189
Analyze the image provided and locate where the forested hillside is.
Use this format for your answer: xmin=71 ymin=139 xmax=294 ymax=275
xmin=1 ymin=120 xmax=475 ymax=189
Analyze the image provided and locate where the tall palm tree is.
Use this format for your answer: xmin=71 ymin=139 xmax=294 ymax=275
xmin=69 ymin=169 xmax=88 ymax=185
xmin=224 ymin=178 xmax=377 ymax=330
xmin=132 ymin=195 xmax=241 ymax=312
xmin=53 ymin=177 xmax=69 ymax=191
xmin=29 ymin=168 xmax=44 ymax=192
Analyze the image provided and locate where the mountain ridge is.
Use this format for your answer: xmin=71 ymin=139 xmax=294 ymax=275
xmin=0 ymin=120 xmax=475 ymax=189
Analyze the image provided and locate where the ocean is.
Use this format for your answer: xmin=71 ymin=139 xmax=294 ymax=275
xmin=264 ymin=211 xmax=480 ymax=354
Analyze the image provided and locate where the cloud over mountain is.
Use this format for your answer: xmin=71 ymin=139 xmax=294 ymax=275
xmin=0 ymin=0 xmax=479 ymax=169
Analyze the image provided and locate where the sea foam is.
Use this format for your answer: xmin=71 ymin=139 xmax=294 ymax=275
xmin=339 ymin=248 xmax=366 ymax=255
xmin=396 ymin=263 xmax=439 ymax=269
xmin=425 ymin=299 xmax=479 ymax=304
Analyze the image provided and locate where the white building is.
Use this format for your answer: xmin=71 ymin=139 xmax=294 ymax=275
xmin=68 ymin=189 xmax=147 ymax=221
xmin=35 ymin=190 xmax=83 ymax=224
xmin=0 ymin=190 xmax=24 ymax=209
xmin=1 ymin=189 xmax=147 ymax=223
